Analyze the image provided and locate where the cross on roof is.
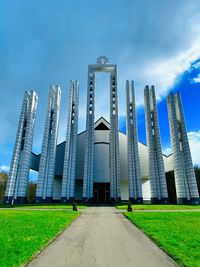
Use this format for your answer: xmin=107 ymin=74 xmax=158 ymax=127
xmin=97 ymin=56 xmax=109 ymax=65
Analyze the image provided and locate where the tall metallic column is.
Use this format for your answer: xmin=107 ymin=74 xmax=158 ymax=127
xmin=110 ymin=69 xmax=121 ymax=201
xmin=4 ymin=90 xmax=38 ymax=204
xmin=83 ymin=57 xmax=121 ymax=202
xmin=167 ymin=92 xmax=199 ymax=204
xmin=126 ymin=81 xmax=143 ymax=203
xmin=36 ymin=85 xmax=61 ymax=203
xmin=61 ymin=81 xmax=79 ymax=202
xmin=83 ymin=69 xmax=95 ymax=200
xmin=144 ymin=85 xmax=168 ymax=203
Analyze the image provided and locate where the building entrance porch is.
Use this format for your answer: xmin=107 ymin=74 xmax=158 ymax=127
xmin=93 ymin=183 xmax=110 ymax=203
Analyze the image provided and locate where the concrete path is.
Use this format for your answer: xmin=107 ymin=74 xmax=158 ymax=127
xmin=27 ymin=207 xmax=178 ymax=267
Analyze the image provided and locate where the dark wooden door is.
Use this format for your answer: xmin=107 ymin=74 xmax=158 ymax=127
xmin=93 ymin=183 xmax=110 ymax=202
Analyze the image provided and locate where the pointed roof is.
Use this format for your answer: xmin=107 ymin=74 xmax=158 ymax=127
xmin=94 ymin=117 xmax=110 ymax=130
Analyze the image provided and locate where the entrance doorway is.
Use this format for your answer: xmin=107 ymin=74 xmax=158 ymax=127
xmin=166 ymin=171 xmax=177 ymax=204
xmin=93 ymin=183 xmax=110 ymax=203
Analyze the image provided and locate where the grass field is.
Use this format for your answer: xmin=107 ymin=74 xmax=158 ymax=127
xmin=116 ymin=204 xmax=200 ymax=210
xmin=0 ymin=209 xmax=80 ymax=267
xmin=0 ymin=203 xmax=87 ymax=209
xmin=125 ymin=212 xmax=200 ymax=267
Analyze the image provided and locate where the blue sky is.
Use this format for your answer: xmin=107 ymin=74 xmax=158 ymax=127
xmin=0 ymin=0 xmax=200 ymax=175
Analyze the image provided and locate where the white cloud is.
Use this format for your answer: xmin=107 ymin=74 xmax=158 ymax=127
xmin=119 ymin=37 xmax=200 ymax=112
xmin=191 ymin=61 xmax=200 ymax=69
xmin=188 ymin=130 xmax=200 ymax=165
xmin=0 ymin=165 xmax=9 ymax=172
xmin=191 ymin=73 xmax=200 ymax=84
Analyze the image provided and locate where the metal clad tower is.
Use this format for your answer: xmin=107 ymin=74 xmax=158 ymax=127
xmin=4 ymin=90 xmax=38 ymax=204
xmin=36 ymin=85 xmax=61 ymax=202
xmin=83 ymin=56 xmax=121 ymax=201
xmin=167 ymin=92 xmax=199 ymax=204
xmin=126 ymin=81 xmax=143 ymax=203
xmin=61 ymin=81 xmax=79 ymax=201
xmin=82 ymin=66 xmax=95 ymax=200
xmin=144 ymin=85 xmax=168 ymax=203
xmin=110 ymin=62 xmax=121 ymax=201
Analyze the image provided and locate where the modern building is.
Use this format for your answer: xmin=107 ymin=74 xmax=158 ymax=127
xmin=4 ymin=57 xmax=200 ymax=205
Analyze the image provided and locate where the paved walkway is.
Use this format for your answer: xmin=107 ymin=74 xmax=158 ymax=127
xmin=27 ymin=207 xmax=178 ymax=267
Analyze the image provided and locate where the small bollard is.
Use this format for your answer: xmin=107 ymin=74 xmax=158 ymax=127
xmin=127 ymin=201 xmax=133 ymax=212
xmin=72 ymin=201 xmax=78 ymax=211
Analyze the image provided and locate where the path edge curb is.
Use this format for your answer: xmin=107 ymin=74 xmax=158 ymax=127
xmin=23 ymin=211 xmax=81 ymax=267
xmin=122 ymin=211 xmax=180 ymax=266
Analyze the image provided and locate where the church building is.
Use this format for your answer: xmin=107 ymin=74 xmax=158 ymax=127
xmin=4 ymin=57 xmax=200 ymax=205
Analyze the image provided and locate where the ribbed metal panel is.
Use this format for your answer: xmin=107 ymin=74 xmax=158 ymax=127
xmin=126 ymin=80 xmax=143 ymax=202
xmin=110 ymin=71 xmax=121 ymax=200
xmin=167 ymin=92 xmax=199 ymax=204
xmin=4 ymin=90 xmax=38 ymax=204
xmin=144 ymin=86 xmax=168 ymax=203
xmin=61 ymin=80 xmax=79 ymax=200
xmin=36 ymin=86 xmax=61 ymax=202
xmin=83 ymin=69 xmax=95 ymax=199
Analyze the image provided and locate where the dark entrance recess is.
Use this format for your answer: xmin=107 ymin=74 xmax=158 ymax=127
xmin=94 ymin=183 xmax=110 ymax=203
xmin=166 ymin=171 xmax=177 ymax=204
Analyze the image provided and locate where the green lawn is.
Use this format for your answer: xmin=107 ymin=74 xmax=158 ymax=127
xmin=116 ymin=204 xmax=200 ymax=210
xmin=0 ymin=209 xmax=80 ymax=267
xmin=125 ymin=212 xmax=200 ymax=267
xmin=1 ymin=203 xmax=87 ymax=209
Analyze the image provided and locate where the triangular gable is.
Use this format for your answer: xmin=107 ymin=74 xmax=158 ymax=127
xmin=94 ymin=117 xmax=110 ymax=130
